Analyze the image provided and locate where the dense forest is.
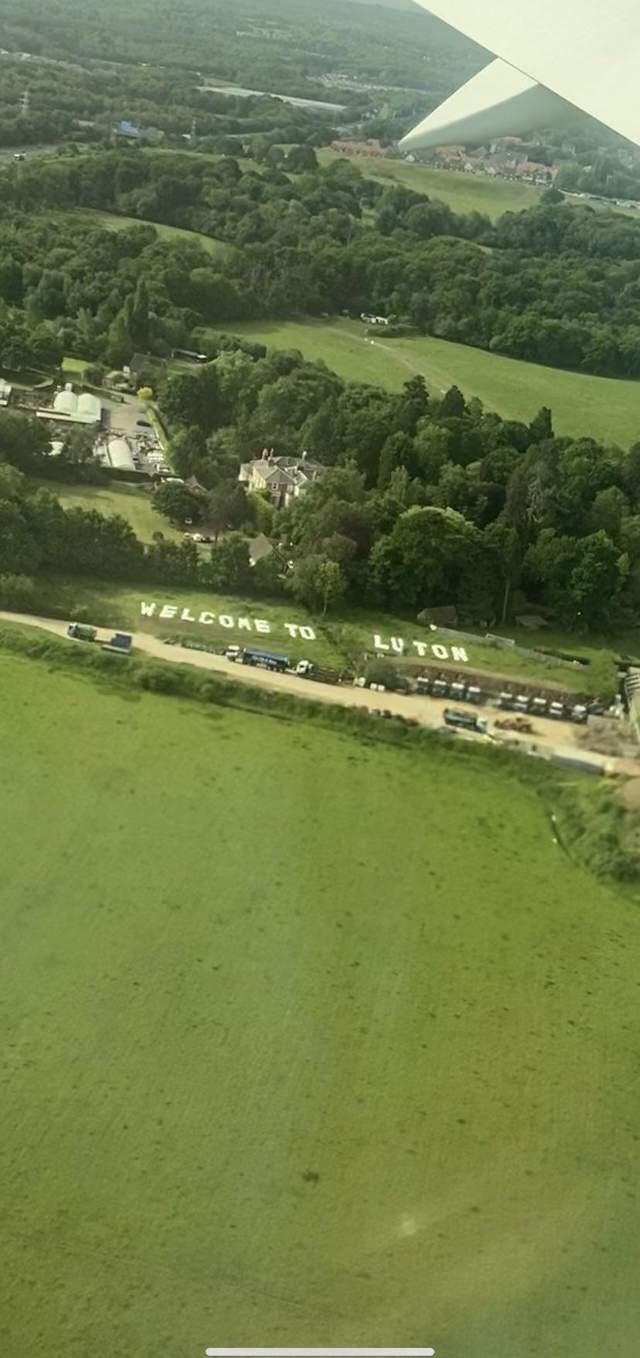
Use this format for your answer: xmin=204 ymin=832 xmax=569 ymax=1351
xmin=0 ymin=0 xmax=483 ymax=102
xmin=2 ymin=335 xmax=640 ymax=635
xmin=4 ymin=148 xmax=640 ymax=378
xmin=152 ymin=346 xmax=640 ymax=632
xmin=0 ymin=51 xmax=344 ymax=150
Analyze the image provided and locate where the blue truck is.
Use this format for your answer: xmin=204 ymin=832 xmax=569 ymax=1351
xmin=101 ymin=632 xmax=133 ymax=657
xmin=241 ymin=647 xmax=289 ymax=673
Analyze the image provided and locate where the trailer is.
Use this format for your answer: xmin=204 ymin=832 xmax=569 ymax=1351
xmin=531 ymin=696 xmax=548 ymax=718
xmin=570 ymin=703 xmax=589 ymax=725
xmin=66 ymin=622 xmax=97 ymax=642
xmin=101 ymin=631 xmax=132 ymax=657
xmin=241 ymin=647 xmax=289 ymax=673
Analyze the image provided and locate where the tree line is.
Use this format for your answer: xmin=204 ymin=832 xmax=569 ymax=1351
xmin=6 ymin=147 xmax=640 ymax=379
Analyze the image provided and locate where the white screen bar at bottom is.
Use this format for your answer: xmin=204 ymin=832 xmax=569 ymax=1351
xmin=205 ymin=1349 xmax=436 ymax=1356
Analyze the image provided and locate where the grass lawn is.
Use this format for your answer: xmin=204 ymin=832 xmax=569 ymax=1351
xmin=53 ymin=208 xmax=231 ymax=260
xmin=34 ymin=481 xmax=182 ymax=544
xmin=2 ymin=652 xmax=640 ymax=1357
xmin=319 ymin=151 xmax=640 ymax=222
xmin=319 ymin=149 xmax=542 ymax=219
xmin=226 ymin=317 xmax=640 ymax=448
xmin=29 ymin=574 xmax=620 ymax=696
xmin=62 ymin=356 xmax=90 ymax=377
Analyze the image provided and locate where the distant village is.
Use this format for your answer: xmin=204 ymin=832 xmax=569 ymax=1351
xmin=330 ymin=134 xmax=558 ymax=187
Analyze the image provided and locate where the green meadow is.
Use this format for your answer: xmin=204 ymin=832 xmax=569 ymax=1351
xmin=225 ymin=317 xmax=640 ymax=448
xmin=1 ymin=652 xmax=640 ymax=1357
xmin=56 ymin=207 xmax=232 ymax=258
xmin=35 ymin=480 xmax=182 ymax=543
xmin=319 ymin=148 xmax=542 ymax=218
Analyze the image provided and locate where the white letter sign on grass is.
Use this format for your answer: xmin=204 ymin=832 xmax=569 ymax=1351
xmin=374 ymin=632 xmax=468 ymax=664
xmin=138 ymin=602 xmax=467 ymax=660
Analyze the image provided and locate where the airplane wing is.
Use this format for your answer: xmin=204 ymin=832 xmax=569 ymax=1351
xmin=402 ymin=0 xmax=640 ymax=149
xmin=401 ymin=59 xmax=570 ymax=152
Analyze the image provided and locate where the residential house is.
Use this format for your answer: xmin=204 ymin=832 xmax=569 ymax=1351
xmin=239 ymin=450 xmax=326 ymax=508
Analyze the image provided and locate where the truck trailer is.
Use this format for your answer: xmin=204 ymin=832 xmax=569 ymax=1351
xmin=241 ymin=647 xmax=289 ymax=673
xmin=101 ymin=632 xmax=133 ymax=657
xmin=443 ymin=708 xmax=488 ymax=735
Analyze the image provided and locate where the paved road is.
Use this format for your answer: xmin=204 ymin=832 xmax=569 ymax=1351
xmin=3 ymin=610 xmax=630 ymax=776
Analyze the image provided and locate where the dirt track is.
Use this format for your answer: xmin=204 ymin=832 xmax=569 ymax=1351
xmin=1 ymin=611 xmax=637 ymax=775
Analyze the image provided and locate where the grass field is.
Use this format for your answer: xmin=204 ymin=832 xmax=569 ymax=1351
xmin=28 ymin=574 xmax=624 ymax=696
xmin=319 ymin=149 xmax=541 ymax=219
xmin=2 ymin=652 xmax=640 ymax=1357
xmin=225 ymin=317 xmax=640 ymax=447
xmin=54 ymin=208 xmax=231 ymax=259
xmin=34 ymin=481 xmax=182 ymax=544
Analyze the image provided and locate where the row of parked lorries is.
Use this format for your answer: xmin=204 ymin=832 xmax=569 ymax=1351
xmin=415 ymin=672 xmax=592 ymax=726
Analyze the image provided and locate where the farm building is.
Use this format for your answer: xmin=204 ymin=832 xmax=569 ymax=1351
xmin=36 ymin=386 xmax=102 ymax=427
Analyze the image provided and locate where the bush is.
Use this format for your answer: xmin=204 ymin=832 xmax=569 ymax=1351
xmin=0 ymin=573 xmax=36 ymax=609
xmin=135 ymin=664 xmax=184 ymax=694
xmin=364 ymin=658 xmax=400 ymax=690
xmin=67 ymin=603 xmax=93 ymax=623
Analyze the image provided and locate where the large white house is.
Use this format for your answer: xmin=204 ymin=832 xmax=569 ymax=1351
xmin=401 ymin=1 xmax=640 ymax=153
xmin=239 ymin=451 xmax=326 ymax=509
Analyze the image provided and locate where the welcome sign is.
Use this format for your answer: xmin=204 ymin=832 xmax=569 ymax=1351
xmin=139 ymin=601 xmax=470 ymax=664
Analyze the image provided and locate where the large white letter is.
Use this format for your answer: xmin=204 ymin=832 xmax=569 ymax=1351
xmin=391 ymin=636 xmax=405 ymax=654
xmin=219 ymin=615 xmax=234 ymax=628
xmin=181 ymin=608 xmax=195 ymax=622
xmin=255 ymin=619 xmax=272 ymax=634
xmin=373 ymin=634 xmax=390 ymax=652
xmin=452 ymin=646 xmax=469 ymax=664
xmin=300 ymin=625 xmax=316 ymax=641
xmin=160 ymin=605 xmax=177 ymax=620
xmin=431 ymin=644 xmax=449 ymax=660
xmin=285 ymin=623 xmax=299 ymax=638
xmin=237 ymin=617 xmax=252 ymax=631
xmin=140 ymin=601 xmax=156 ymax=617
xmin=413 ymin=640 xmax=428 ymax=657
xmin=199 ymin=611 xmax=215 ymax=625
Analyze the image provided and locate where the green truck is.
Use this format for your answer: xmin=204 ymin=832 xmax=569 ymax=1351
xmin=66 ymin=623 xmax=97 ymax=642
